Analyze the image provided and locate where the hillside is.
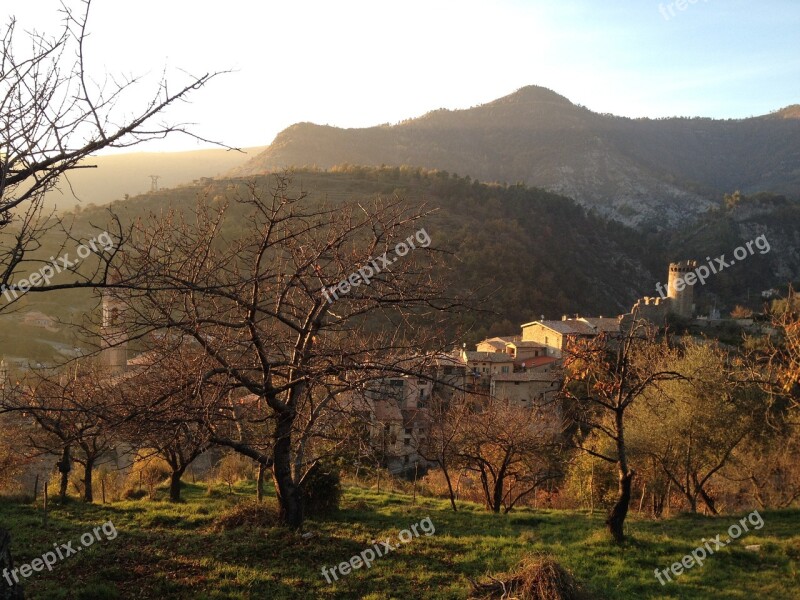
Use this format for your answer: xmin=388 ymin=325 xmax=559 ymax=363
xmin=0 ymin=481 xmax=796 ymax=599
xmin=233 ymin=86 xmax=800 ymax=230
xmin=43 ymin=146 xmax=267 ymax=213
xmin=0 ymin=168 xmax=659 ymax=365
xmin=4 ymin=168 xmax=799 ymax=366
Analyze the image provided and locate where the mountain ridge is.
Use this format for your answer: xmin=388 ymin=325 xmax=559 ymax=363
xmin=234 ymin=86 xmax=800 ymax=229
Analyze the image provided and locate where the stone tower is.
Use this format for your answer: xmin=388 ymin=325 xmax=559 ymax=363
xmin=100 ymin=274 xmax=128 ymax=374
xmin=667 ymin=260 xmax=697 ymax=319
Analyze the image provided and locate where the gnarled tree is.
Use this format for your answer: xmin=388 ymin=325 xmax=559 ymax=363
xmin=110 ymin=176 xmax=459 ymax=528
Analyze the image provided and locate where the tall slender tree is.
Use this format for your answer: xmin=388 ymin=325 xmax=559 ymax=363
xmin=561 ymin=321 xmax=683 ymax=543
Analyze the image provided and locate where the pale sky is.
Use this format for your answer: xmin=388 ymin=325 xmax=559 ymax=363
xmin=4 ymin=0 xmax=800 ymax=152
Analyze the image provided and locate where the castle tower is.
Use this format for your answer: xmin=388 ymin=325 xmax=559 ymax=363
xmin=100 ymin=274 xmax=128 ymax=374
xmin=667 ymin=260 xmax=697 ymax=319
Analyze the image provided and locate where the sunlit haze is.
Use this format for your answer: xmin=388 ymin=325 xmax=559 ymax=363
xmin=3 ymin=0 xmax=799 ymax=152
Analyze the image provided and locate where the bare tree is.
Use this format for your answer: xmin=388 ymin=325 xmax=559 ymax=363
xmin=110 ymin=176 xmax=458 ymax=528
xmin=454 ymin=395 xmax=562 ymax=513
xmin=0 ymin=3 xmax=222 ymax=592
xmin=6 ymin=363 xmax=118 ymax=503
xmin=113 ymin=346 xmax=217 ymax=502
xmin=418 ymin=391 xmax=471 ymax=511
xmin=561 ymin=321 xmax=683 ymax=543
xmin=0 ymin=0 xmax=224 ymax=301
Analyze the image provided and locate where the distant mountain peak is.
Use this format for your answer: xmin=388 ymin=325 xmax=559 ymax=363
xmin=489 ymin=85 xmax=574 ymax=107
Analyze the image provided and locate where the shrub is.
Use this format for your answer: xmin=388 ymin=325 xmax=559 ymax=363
xmin=300 ymin=463 xmax=341 ymax=517
xmin=214 ymin=453 xmax=255 ymax=493
xmin=96 ymin=468 xmax=126 ymax=503
xmin=122 ymin=488 xmax=147 ymax=500
xmin=127 ymin=451 xmax=171 ymax=500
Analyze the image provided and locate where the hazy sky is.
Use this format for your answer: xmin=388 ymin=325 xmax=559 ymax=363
xmin=3 ymin=0 xmax=799 ymax=152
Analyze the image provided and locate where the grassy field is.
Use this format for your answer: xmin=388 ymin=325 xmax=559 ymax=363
xmin=0 ymin=482 xmax=797 ymax=599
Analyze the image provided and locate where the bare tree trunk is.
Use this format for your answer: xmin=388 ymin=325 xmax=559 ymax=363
xmin=441 ymin=462 xmax=458 ymax=512
xmin=492 ymin=474 xmax=504 ymax=513
xmin=83 ymin=457 xmax=95 ymax=503
xmin=694 ymin=473 xmax=718 ymax=515
xmin=606 ymin=412 xmax=633 ymax=543
xmin=638 ymin=483 xmax=647 ymax=515
xmin=272 ymin=411 xmax=303 ymax=529
xmin=57 ymin=446 xmax=71 ymax=502
xmin=257 ymin=462 xmax=266 ymax=503
xmin=666 ymin=479 xmax=672 ymax=517
xmin=169 ymin=467 xmax=187 ymax=502
xmin=607 ymin=467 xmax=634 ymax=543
xmin=43 ymin=483 xmax=48 ymax=528
xmin=412 ymin=462 xmax=418 ymax=504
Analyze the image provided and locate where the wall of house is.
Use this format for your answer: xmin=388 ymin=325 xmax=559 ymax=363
xmin=521 ymin=324 xmax=564 ymax=357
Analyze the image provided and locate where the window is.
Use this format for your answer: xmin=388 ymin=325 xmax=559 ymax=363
xmin=443 ymin=366 xmax=454 ymax=375
xmin=404 ymin=437 xmax=411 ymax=446
xmin=501 ymin=366 xmax=510 ymax=373
xmin=419 ymin=389 xmax=425 ymax=398
xmin=405 ymin=428 xmax=413 ymax=435
xmin=390 ymin=379 xmax=404 ymax=387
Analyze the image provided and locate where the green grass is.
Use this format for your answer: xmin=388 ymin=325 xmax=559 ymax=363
xmin=0 ymin=482 xmax=797 ymax=599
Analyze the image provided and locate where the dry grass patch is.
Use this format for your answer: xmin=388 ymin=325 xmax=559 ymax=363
xmin=470 ymin=554 xmax=593 ymax=600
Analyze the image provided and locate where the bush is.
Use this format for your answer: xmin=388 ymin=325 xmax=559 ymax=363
xmin=122 ymin=488 xmax=147 ymax=500
xmin=214 ymin=453 xmax=255 ymax=493
xmin=300 ymin=463 xmax=341 ymax=517
xmin=127 ymin=451 xmax=171 ymax=500
xmin=96 ymin=468 xmax=126 ymax=503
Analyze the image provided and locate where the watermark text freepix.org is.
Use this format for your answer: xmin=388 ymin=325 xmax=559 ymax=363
xmin=3 ymin=520 xmax=118 ymax=587
xmin=655 ymin=234 xmax=770 ymax=299
xmin=321 ymin=516 xmax=435 ymax=583
xmin=322 ymin=227 xmax=431 ymax=304
xmin=654 ymin=510 xmax=763 ymax=585
xmin=1 ymin=231 xmax=115 ymax=303
xmin=659 ymin=0 xmax=710 ymax=21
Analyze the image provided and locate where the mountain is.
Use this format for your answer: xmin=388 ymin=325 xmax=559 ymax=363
xmin=43 ymin=146 xmax=267 ymax=212
xmin=234 ymin=86 xmax=800 ymax=230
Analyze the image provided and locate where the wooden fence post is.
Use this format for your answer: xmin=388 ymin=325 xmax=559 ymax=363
xmin=43 ymin=482 xmax=48 ymax=528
